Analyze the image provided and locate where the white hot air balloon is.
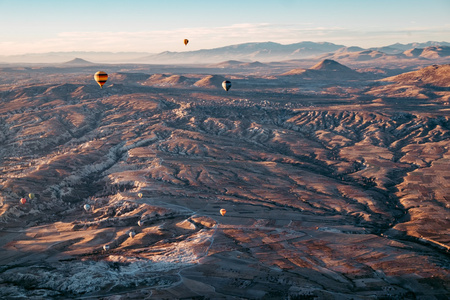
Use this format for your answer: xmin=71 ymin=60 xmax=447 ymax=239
xmin=222 ymin=80 xmax=231 ymax=92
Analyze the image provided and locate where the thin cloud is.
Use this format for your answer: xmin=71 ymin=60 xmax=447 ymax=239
xmin=1 ymin=23 xmax=449 ymax=55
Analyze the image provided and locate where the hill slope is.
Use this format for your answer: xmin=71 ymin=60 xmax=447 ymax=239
xmin=383 ymin=64 xmax=450 ymax=87
xmin=282 ymin=59 xmax=364 ymax=79
xmin=0 ymin=63 xmax=449 ymax=299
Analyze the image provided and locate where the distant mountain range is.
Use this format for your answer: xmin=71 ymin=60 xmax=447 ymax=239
xmin=0 ymin=52 xmax=148 ymax=64
xmin=138 ymin=41 xmax=346 ymax=64
xmin=0 ymin=41 xmax=449 ymax=64
xmin=371 ymin=41 xmax=450 ymax=54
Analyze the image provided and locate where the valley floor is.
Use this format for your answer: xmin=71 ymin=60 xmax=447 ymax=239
xmin=0 ymin=63 xmax=449 ymax=299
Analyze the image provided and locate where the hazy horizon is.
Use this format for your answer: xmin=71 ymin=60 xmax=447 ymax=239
xmin=1 ymin=0 xmax=449 ymax=56
xmin=1 ymin=40 xmax=449 ymax=57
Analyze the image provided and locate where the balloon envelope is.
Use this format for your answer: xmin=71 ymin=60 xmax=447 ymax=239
xmin=20 ymin=198 xmax=27 ymax=205
xmin=138 ymin=220 xmax=143 ymax=227
xmin=220 ymin=208 xmax=226 ymax=216
xmin=103 ymin=245 xmax=110 ymax=251
xmin=129 ymin=231 xmax=136 ymax=238
xmin=94 ymin=71 xmax=108 ymax=88
xmin=138 ymin=193 xmax=143 ymax=198
xmin=184 ymin=39 xmax=189 ymax=46
xmin=222 ymin=80 xmax=231 ymax=92
xmin=28 ymin=193 xmax=35 ymax=199
xmin=83 ymin=204 xmax=91 ymax=211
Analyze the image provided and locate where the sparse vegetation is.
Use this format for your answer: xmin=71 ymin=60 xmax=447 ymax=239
xmin=0 ymin=61 xmax=449 ymax=298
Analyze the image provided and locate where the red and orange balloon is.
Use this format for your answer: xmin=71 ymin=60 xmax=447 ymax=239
xmin=94 ymin=71 xmax=108 ymax=88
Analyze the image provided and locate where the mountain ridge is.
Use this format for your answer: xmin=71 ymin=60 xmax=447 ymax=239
xmin=0 ymin=41 xmax=449 ymax=64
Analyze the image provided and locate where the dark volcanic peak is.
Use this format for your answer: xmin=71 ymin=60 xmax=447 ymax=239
xmin=281 ymin=59 xmax=363 ymax=79
xmin=63 ymin=57 xmax=93 ymax=65
xmin=310 ymin=59 xmax=354 ymax=72
xmin=211 ymin=60 xmax=268 ymax=68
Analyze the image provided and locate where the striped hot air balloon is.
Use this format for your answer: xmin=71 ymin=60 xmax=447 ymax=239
xmin=94 ymin=71 xmax=108 ymax=88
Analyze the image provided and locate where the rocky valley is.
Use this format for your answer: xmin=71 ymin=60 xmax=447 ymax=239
xmin=0 ymin=58 xmax=449 ymax=299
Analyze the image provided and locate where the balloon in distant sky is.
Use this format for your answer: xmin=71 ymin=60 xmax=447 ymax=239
xmin=222 ymin=80 xmax=231 ymax=92
xmin=138 ymin=193 xmax=143 ymax=198
xmin=94 ymin=71 xmax=108 ymax=88
xmin=103 ymin=245 xmax=110 ymax=251
xmin=184 ymin=39 xmax=189 ymax=46
xmin=220 ymin=208 xmax=226 ymax=216
xmin=129 ymin=231 xmax=136 ymax=238
xmin=28 ymin=193 xmax=35 ymax=200
xmin=83 ymin=204 xmax=91 ymax=212
xmin=20 ymin=198 xmax=27 ymax=205
xmin=137 ymin=220 xmax=143 ymax=227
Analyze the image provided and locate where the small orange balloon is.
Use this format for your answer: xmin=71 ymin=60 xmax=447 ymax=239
xmin=220 ymin=208 xmax=226 ymax=216
xmin=184 ymin=39 xmax=189 ymax=46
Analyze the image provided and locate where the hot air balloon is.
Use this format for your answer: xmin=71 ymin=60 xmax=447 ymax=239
xmin=83 ymin=204 xmax=91 ymax=212
xmin=20 ymin=198 xmax=27 ymax=205
xmin=137 ymin=220 xmax=143 ymax=227
xmin=129 ymin=231 xmax=136 ymax=238
xmin=222 ymin=80 xmax=231 ymax=92
xmin=138 ymin=193 xmax=143 ymax=198
xmin=94 ymin=71 xmax=108 ymax=88
xmin=28 ymin=193 xmax=35 ymax=200
xmin=184 ymin=39 xmax=189 ymax=46
xmin=220 ymin=208 xmax=226 ymax=216
xmin=103 ymin=245 xmax=110 ymax=251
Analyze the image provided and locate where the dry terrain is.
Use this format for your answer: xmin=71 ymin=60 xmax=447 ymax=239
xmin=0 ymin=59 xmax=449 ymax=299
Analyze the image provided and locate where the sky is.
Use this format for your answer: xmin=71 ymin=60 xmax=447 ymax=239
xmin=0 ymin=0 xmax=449 ymax=55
